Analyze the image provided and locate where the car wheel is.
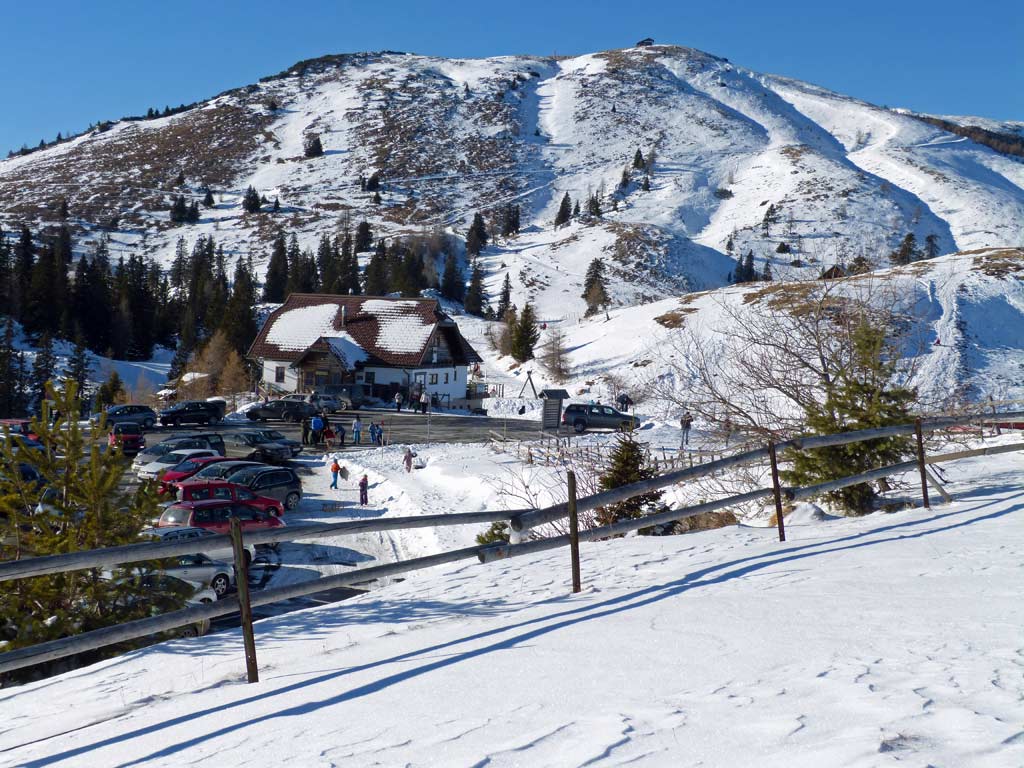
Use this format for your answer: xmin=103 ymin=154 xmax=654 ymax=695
xmin=178 ymin=625 xmax=200 ymax=638
xmin=142 ymin=418 xmax=155 ymax=430
xmin=284 ymin=492 xmax=300 ymax=510
xmin=573 ymin=420 xmax=586 ymax=434
xmin=210 ymin=574 xmax=230 ymax=597
xmin=208 ymin=415 xmax=220 ymax=425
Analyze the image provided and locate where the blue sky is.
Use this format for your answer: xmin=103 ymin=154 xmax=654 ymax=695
xmin=1 ymin=0 xmax=1021 ymax=153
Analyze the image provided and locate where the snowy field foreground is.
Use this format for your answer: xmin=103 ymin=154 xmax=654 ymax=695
xmin=3 ymin=450 xmax=1024 ymax=767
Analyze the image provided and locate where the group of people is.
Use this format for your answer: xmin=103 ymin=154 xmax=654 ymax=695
xmin=349 ymin=417 xmax=386 ymax=445
xmin=302 ymin=413 xmax=389 ymax=449
xmin=393 ymin=390 xmax=432 ymax=414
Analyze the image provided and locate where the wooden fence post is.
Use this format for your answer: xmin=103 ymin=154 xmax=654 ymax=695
xmin=915 ymin=418 xmax=930 ymax=509
xmin=567 ymin=470 xmax=582 ymax=593
xmin=768 ymin=441 xmax=786 ymax=542
xmin=230 ymin=517 xmax=259 ymax=684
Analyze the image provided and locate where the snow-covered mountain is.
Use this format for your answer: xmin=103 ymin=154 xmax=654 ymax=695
xmin=2 ymin=44 xmax=1022 ymax=321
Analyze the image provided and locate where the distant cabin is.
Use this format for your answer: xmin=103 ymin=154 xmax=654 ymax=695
xmin=636 ymin=38 xmax=655 ymax=47
xmin=820 ymin=265 xmax=847 ymax=280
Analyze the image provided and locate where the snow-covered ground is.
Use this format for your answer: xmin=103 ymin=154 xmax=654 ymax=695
xmin=3 ymin=434 xmax=1024 ymax=767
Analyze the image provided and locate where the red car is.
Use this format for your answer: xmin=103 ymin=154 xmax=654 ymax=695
xmin=158 ymin=456 xmax=232 ymax=493
xmin=0 ymin=418 xmax=38 ymax=441
xmin=157 ymin=499 xmax=286 ymax=535
xmin=174 ymin=480 xmax=285 ymax=517
xmin=108 ymin=422 xmax=146 ymax=456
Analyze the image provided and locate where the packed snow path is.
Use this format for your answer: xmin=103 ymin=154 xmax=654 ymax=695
xmin=2 ymin=450 xmax=1023 ymax=767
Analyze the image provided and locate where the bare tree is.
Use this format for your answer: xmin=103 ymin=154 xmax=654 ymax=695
xmin=538 ymin=327 xmax=571 ymax=383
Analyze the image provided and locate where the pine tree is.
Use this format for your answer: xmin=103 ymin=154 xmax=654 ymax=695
xmin=582 ymin=258 xmax=609 ymax=316
xmin=96 ymin=370 xmax=125 ymax=408
xmin=66 ymin=332 xmax=93 ymax=409
xmin=510 ymin=302 xmax=540 ymax=362
xmin=440 ymin=253 xmax=464 ymax=302
xmin=272 ymin=197 xmax=280 ymax=213
xmin=619 ymin=165 xmax=631 ymax=190
xmin=641 ymin=175 xmax=650 ymax=192
xmin=354 ymin=220 xmax=373 ymax=252
xmin=924 ymin=234 xmax=940 ymax=259
xmin=464 ymin=260 xmax=486 ymax=316
xmin=890 ymin=233 xmax=918 ymax=265
xmin=242 ymin=186 xmax=262 ymax=214
xmin=29 ymin=333 xmax=57 ymax=409
xmin=762 ymin=203 xmax=777 ymax=237
xmin=202 ymin=189 xmax=215 ymax=207
xmin=365 ymin=172 xmax=380 ymax=192
xmin=572 ymin=200 xmax=581 ymax=217
xmin=775 ymin=242 xmax=791 ymax=254
xmin=782 ymin=318 xmax=916 ymax=514
xmin=496 ymin=273 xmax=512 ymax=318
xmin=586 ymin=190 xmax=603 ymax=217
xmin=262 ymin=231 xmax=289 ymax=302
xmin=186 ymin=200 xmax=200 ymax=224
xmin=465 ymin=212 xmax=488 ymax=256
xmin=303 ymin=133 xmax=323 ymax=158
xmin=364 ymin=241 xmax=389 ymax=295
xmin=761 ymin=261 xmax=773 ymax=281
xmin=741 ymin=251 xmax=755 ymax=283
xmin=12 ymin=225 xmax=35 ymax=323
xmin=633 ymin=148 xmax=645 ymax=169
xmin=0 ymin=317 xmax=18 ymax=417
xmin=554 ymin=193 xmax=572 ymax=227
xmin=595 ymin=435 xmax=663 ymax=526
xmin=219 ymin=258 xmax=259 ymax=355
xmin=57 ymin=197 xmax=69 ymax=219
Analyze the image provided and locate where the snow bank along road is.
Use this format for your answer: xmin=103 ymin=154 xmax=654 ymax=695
xmin=2 ymin=448 xmax=1022 ymax=767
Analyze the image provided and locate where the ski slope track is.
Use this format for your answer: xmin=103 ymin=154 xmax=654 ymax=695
xmin=1 ymin=45 xmax=1021 ymax=323
xmin=2 ymin=444 xmax=1023 ymax=767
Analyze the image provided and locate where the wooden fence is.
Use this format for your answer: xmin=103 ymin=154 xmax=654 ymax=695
xmin=1 ymin=409 xmax=1022 ymax=680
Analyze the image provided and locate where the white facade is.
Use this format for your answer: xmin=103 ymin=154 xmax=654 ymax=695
xmin=356 ymin=365 xmax=467 ymax=403
xmin=261 ymin=359 xmax=300 ymax=393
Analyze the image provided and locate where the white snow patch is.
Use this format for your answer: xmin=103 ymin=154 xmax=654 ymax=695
xmin=265 ymin=305 xmax=339 ymax=351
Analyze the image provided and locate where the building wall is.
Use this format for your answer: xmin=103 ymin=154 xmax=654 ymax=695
xmin=356 ymin=365 xmax=467 ymax=403
xmin=260 ymin=360 xmax=299 ymax=393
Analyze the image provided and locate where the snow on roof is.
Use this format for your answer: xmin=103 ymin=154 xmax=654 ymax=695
xmin=265 ymin=304 xmax=340 ymax=352
xmin=362 ymin=299 xmax=436 ymax=355
xmin=178 ymin=372 xmax=209 ymax=383
xmin=326 ymin=332 xmax=369 ymax=367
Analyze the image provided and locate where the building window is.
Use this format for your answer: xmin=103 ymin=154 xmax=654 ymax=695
xmin=275 ymin=366 xmax=285 ymax=383
xmin=429 ymin=373 xmax=438 ymax=385
xmin=316 ymin=369 xmax=329 ymax=388
xmin=364 ymin=371 xmax=376 ymax=385
xmin=304 ymin=371 xmax=315 ymax=387
xmin=444 ymin=372 xmax=449 ymax=384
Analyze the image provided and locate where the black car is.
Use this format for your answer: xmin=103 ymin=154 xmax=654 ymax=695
xmin=246 ymin=399 xmax=317 ymax=423
xmin=561 ymin=403 xmax=636 ymax=433
xmin=249 ymin=428 xmax=303 ymax=457
xmin=131 ymin=434 xmax=226 ymax=470
xmin=225 ymin=465 xmax=303 ymax=511
xmin=159 ymin=400 xmax=227 ymax=427
xmin=222 ymin=431 xmax=292 ymax=464
xmin=91 ymin=404 xmax=159 ymax=430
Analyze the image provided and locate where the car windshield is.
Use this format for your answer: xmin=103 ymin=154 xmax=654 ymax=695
xmin=172 ymin=459 xmax=203 ymax=472
xmin=264 ymin=431 xmax=286 ymax=440
xmin=227 ymin=467 xmax=260 ymax=484
xmin=163 ymin=451 xmax=198 ymax=464
xmin=114 ymin=423 xmax=141 ymax=434
xmin=160 ymin=506 xmax=191 ymax=525
xmin=195 ymin=463 xmax=238 ymax=478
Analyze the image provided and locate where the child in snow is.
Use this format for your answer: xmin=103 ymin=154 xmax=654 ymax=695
xmin=359 ymin=474 xmax=369 ymax=505
xmin=330 ymin=459 xmax=341 ymax=489
xmin=403 ymin=447 xmax=414 ymax=473
xmin=394 ymin=391 xmax=403 ymax=412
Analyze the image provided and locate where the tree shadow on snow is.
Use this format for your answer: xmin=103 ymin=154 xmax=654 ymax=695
xmin=23 ymin=486 xmax=1024 ymax=768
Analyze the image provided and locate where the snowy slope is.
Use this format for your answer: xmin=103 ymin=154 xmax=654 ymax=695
xmin=458 ymin=248 xmax=1024 ymax=416
xmin=1 ymin=45 xmax=1021 ymax=323
xmin=3 ymin=444 xmax=1022 ymax=767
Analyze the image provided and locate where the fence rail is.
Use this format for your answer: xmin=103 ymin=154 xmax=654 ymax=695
xmin=1 ymin=409 xmax=1022 ymax=678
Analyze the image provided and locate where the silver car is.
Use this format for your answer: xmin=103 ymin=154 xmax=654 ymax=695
xmin=140 ymin=525 xmax=257 ymax=566
xmin=137 ymin=448 xmax=219 ymax=481
xmin=163 ymin=553 xmax=234 ymax=597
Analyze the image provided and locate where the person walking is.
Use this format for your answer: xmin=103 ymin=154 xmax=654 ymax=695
xmin=352 ymin=416 xmax=363 ymax=445
xmin=358 ymin=474 xmax=369 ymax=505
xmin=368 ymin=422 xmax=379 ymax=445
xmin=301 ymin=416 xmax=311 ymax=446
xmin=329 ymin=458 xmax=341 ymax=489
xmin=323 ymin=423 xmax=336 ymax=449
xmin=310 ymin=413 xmax=325 ymax=445
xmin=680 ymin=410 xmax=693 ymax=448
xmin=403 ymin=447 xmax=414 ymax=473
xmin=394 ymin=391 xmax=403 ymax=412
xmin=336 ymin=422 xmax=346 ymax=448
xmin=376 ymin=421 xmax=386 ymax=445
xmin=420 ymin=390 xmax=429 ymax=414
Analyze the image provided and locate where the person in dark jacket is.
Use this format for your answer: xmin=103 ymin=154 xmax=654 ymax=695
xmin=359 ymin=474 xmax=369 ymax=505
xmin=301 ymin=416 xmax=311 ymax=446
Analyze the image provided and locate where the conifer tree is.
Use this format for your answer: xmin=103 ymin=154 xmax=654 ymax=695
xmin=13 ymin=225 xmax=36 ymax=323
xmin=924 ymin=234 xmax=940 ymax=259
xmin=202 ymin=189 xmax=215 ymax=207
xmin=365 ymin=172 xmax=380 ymax=192
xmin=364 ymin=241 xmax=389 ymax=295
xmin=303 ymin=133 xmax=324 ymax=158
xmin=633 ymin=148 xmax=645 ymax=169
xmin=761 ymin=261 xmax=773 ymax=281
xmin=890 ymin=233 xmax=918 ymax=265
xmin=496 ymin=273 xmax=512 ymax=318
xmin=582 ymin=258 xmax=609 ymax=316
xmin=262 ymin=231 xmax=289 ymax=302
xmin=219 ymin=258 xmax=259 ymax=356
xmin=354 ymin=220 xmax=373 ymax=252
xmin=510 ymin=302 xmax=540 ymax=362
xmin=29 ymin=333 xmax=57 ymax=409
xmin=782 ymin=318 xmax=915 ymax=514
xmin=641 ymin=175 xmax=650 ymax=192
xmin=464 ymin=260 xmax=486 ymax=316
xmin=66 ymin=332 xmax=93 ymax=410
xmin=96 ymin=370 xmax=125 ymax=408
xmin=242 ymin=186 xmax=262 ymax=214
xmin=619 ymin=165 xmax=631 ymax=190
xmin=57 ymin=197 xmax=69 ymax=219
xmin=0 ymin=318 xmax=19 ymax=417
xmin=465 ymin=212 xmax=488 ymax=256
xmin=554 ymin=193 xmax=572 ymax=227
xmin=595 ymin=435 xmax=663 ymax=526
xmin=440 ymin=253 xmax=464 ymax=302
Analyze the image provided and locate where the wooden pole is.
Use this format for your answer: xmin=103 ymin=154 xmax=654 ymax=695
xmin=991 ymin=396 xmax=1001 ymax=436
xmin=768 ymin=441 xmax=786 ymax=542
xmin=230 ymin=516 xmax=259 ymax=684
xmin=915 ymin=418 xmax=930 ymax=509
xmin=567 ymin=470 xmax=581 ymax=593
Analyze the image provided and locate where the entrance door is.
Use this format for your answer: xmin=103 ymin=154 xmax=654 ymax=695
xmin=413 ymin=371 xmax=426 ymax=395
